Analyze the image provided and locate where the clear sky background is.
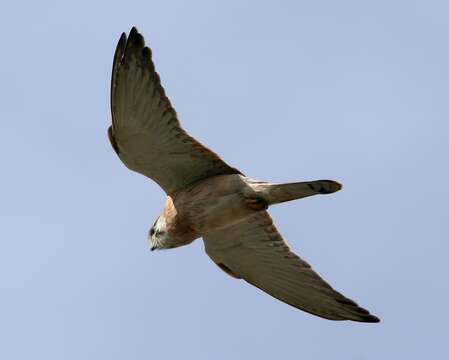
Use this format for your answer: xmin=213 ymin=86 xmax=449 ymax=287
xmin=1 ymin=1 xmax=448 ymax=359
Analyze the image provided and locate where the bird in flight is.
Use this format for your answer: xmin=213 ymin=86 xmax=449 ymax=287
xmin=109 ymin=27 xmax=379 ymax=323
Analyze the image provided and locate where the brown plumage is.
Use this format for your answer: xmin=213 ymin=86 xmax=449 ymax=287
xmin=109 ymin=27 xmax=380 ymax=323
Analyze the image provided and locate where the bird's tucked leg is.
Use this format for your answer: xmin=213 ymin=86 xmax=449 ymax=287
xmin=245 ymin=196 xmax=268 ymax=211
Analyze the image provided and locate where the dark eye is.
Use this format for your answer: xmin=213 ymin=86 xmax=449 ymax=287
xmin=150 ymin=228 xmax=155 ymax=236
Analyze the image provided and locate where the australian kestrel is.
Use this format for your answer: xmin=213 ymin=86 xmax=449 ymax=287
xmin=108 ymin=27 xmax=379 ymax=323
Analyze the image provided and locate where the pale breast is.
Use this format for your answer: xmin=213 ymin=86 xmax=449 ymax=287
xmin=169 ymin=174 xmax=258 ymax=234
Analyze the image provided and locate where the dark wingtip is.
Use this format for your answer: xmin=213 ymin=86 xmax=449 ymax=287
xmin=362 ymin=314 xmax=381 ymax=323
xmin=128 ymin=26 xmax=144 ymax=47
xmin=336 ymin=297 xmax=380 ymax=323
xmin=118 ymin=33 xmax=127 ymax=51
xmin=113 ymin=32 xmax=127 ymax=62
xmin=355 ymin=308 xmax=381 ymax=323
xmin=142 ymin=46 xmax=152 ymax=61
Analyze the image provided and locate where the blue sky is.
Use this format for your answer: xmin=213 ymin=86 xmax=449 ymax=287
xmin=1 ymin=1 xmax=448 ymax=359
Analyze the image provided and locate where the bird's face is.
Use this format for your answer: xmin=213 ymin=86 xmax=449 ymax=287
xmin=148 ymin=216 xmax=171 ymax=250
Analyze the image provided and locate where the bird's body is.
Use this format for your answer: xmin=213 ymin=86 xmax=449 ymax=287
xmin=159 ymin=174 xmax=261 ymax=249
xmin=108 ymin=27 xmax=380 ymax=323
xmin=154 ymin=174 xmax=342 ymax=250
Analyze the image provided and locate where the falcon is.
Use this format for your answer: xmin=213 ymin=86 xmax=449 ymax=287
xmin=108 ymin=27 xmax=380 ymax=323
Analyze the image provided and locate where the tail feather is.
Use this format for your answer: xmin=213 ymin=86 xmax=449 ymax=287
xmin=256 ymin=180 xmax=342 ymax=206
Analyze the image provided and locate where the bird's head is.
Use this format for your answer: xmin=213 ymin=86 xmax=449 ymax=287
xmin=148 ymin=216 xmax=171 ymax=251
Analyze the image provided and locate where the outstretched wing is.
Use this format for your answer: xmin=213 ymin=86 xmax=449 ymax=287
xmin=203 ymin=212 xmax=379 ymax=322
xmin=110 ymin=27 xmax=241 ymax=194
